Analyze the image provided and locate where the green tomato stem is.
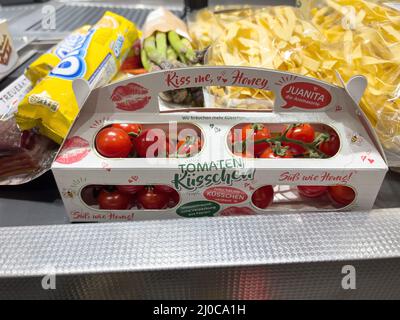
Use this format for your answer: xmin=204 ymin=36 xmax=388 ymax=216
xmin=252 ymin=134 xmax=330 ymax=158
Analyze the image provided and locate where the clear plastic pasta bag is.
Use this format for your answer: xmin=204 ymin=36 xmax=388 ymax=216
xmin=307 ymin=0 xmax=400 ymax=164
xmin=200 ymin=1 xmax=400 ymax=163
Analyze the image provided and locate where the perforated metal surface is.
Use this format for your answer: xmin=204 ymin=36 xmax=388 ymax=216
xmin=1 ymin=209 xmax=400 ymax=276
xmin=4 ymin=1 xmax=182 ymax=40
xmin=27 ymin=4 xmax=182 ymax=32
xmin=0 ymin=4 xmax=37 ymax=22
xmin=0 ymin=209 xmax=400 ymax=299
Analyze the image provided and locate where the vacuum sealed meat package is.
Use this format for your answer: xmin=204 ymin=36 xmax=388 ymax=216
xmin=0 ymin=117 xmax=57 ymax=184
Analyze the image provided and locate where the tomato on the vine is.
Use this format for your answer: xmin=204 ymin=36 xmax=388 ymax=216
xmin=259 ymin=147 xmax=293 ymax=159
xmin=319 ymin=131 xmax=340 ymax=157
xmin=98 ymin=188 xmax=131 ymax=210
xmin=116 ymin=185 xmax=145 ymax=195
xmin=241 ymin=123 xmax=271 ymax=156
xmin=283 ymin=124 xmax=315 ymax=156
xmin=134 ymin=130 xmax=173 ymax=158
xmin=297 ymin=185 xmax=328 ymax=198
xmin=177 ymin=135 xmax=201 ymax=157
xmin=328 ymin=186 xmax=355 ymax=207
xmin=136 ymin=186 xmax=169 ymax=209
xmin=95 ymin=127 xmax=132 ymax=158
xmin=251 ymin=185 xmax=274 ymax=209
xmin=112 ymin=123 xmax=142 ymax=137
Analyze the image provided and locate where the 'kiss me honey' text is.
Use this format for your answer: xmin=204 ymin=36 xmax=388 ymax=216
xmin=164 ymin=70 xmax=268 ymax=90
xmin=165 ymin=71 xmax=212 ymax=89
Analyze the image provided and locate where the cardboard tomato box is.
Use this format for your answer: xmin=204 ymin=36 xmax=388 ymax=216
xmin=51 ymin=66 xmax=388 ymax=222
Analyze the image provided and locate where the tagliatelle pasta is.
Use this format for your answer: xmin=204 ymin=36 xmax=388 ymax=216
xmin=206 ymin=6 xmax=322 ymax=109
xmin=192 ymin=1 xmax=400 ymax=157
xmin=310 ymin=0 xmax=400 ymax=156
xmin=188 ymin=6 xmax=257 ymax=50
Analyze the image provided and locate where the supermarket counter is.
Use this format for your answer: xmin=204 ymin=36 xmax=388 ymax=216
xmin=1 ymin=172 xmax=400 ymax=299
xmin=1 ymin=0 xmax=400 ymax=300
xmin=1 ymin=161 xmax=400 ymax=299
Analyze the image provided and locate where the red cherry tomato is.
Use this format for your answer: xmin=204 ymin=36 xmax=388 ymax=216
xmin=120 ymin=39 xmax=142 ymax=70
xmin=319 ymin=131 xmax=340 ymax=157
xmin=134 ymin=130 xmax=172 ymax=158
xmin=137 ymin=186 xmax=169 ymax=209
xmin=283 ymin=124 xmax=315 ymax=156
xmin=116 ymin=185 xmax=145 ymax=195
xmin=259 ymin=148 xmax=293 ymax=159
xmin=241 ymin=123 xmax=271 ymax=156
xmin=96 ymin=127 xmax=132 ymax=158
xmin=81 ymin=185 xmax=99 ymax=206
xmin=177 ymin=135 xmax=202 ymax=157
xmin=251 ymin=185 xmax=274 ymax=209
xmin=98 ymin=188 xmax=131 ymax=210
xmin=328 ymin=186 xmax=356 ymax=207
xmin=297 ymin=185 xmax=328 ymax=198
xmin=112 ymin=123 xmax=142 ymax=137
xmin=154 ymin=185 xmax=175 ymax=193
xmin=153 ymin=185 xmax=180 ymax=208
xmin=167 ymin=190 xmax=180 ymax=208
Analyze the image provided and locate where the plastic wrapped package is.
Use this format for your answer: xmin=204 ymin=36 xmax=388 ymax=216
xmin=0 ymin=12 xmax=139 ymax=184
xmin=16 ymin=11 xmax=139 ymax=144
xmin=197 ymin=1 xmax=400 ymax=161
xmin=0 ymin=74 xmax=57 ymax=184
xmin=25 ymin=25 xmax=91 ymax=85
xmin=187 ymin=5 xmax=258 ymax=50
xmin=140 ymin=8 xmax=205 ymax=108
xmin=308 ymin=0 xmax=400 ymax=162
xmin=205 ymin=6 xmax=322 ymax=109
xmin=0 ymin=117 xmax=57 ymax=184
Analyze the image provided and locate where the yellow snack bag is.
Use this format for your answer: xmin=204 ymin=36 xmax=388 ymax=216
xmin=25 ymin=25 xmax=91 ymax=85
xmin=17 ymin=11 xmax=139 ymax=144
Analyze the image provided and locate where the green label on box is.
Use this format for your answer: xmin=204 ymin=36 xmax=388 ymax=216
xmin=177 ymin=201 xmax=220 ymax=218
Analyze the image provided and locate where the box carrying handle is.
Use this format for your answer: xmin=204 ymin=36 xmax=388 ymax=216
xmin=92 ymin=66 xmax=358 ymax=114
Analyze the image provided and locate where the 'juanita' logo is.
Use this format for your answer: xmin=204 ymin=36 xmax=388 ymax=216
xmin=281 ymin=82 xmax=332 ymax=109
xmin=172 ymin=158 xmax=255 ymax=191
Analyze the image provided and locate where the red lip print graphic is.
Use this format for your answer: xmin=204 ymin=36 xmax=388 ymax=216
xmin=56 ymin=136 xmax=90 ymax=164
xmin=111 ymin=82 xmax=151 ymax=111
xmin=219 ymin=206 xmax=255 ymax=216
